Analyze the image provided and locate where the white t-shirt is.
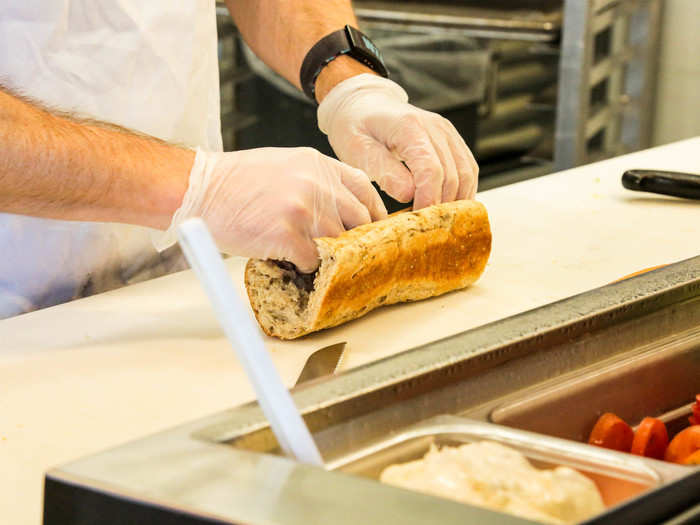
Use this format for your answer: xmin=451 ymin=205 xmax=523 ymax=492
xmin=0 ymin=1 xmax=223 ymax=318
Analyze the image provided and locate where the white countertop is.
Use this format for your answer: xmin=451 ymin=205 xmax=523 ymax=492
xmin=2 ymin=138 xmax=699 ymax=524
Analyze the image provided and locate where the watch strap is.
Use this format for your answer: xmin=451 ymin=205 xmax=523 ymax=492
xmin=299 ymin=25 xmax=388 ymax=102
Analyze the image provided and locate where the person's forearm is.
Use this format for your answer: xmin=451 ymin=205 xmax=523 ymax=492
xmin=225 ymin=0 xmax=377 ymax=103
xmin=0 ymin=87 xmax=193 ymax=229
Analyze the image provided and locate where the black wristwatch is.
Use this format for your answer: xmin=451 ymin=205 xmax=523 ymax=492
xmin=299 ymin=25 xmax=389 ymax=102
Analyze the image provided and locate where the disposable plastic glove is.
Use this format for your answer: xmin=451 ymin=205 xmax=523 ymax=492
xmin=318 ymin=74 xmax=479 ymax=209
xmin=156 ymin=147 xmax=387 ymax=272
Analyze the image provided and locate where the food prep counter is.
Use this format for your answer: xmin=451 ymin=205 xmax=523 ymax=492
xmin=43 ymin=255 xmax=700 ymax=524
xmin=1 ymin=137 xmax=699 ymax=524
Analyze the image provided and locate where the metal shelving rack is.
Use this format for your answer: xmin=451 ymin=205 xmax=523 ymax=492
xmin=554 ymin=0 xmax=662 ymax=171
xmin=215 ymin=0 xmax=662 ymax=182
xmin=216 ymin=9 xmax=250 ymax=152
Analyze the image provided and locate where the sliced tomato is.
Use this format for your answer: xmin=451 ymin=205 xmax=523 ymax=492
xmin=588 ymin=413 xmax=634 ymax=452
xmin=630 ymin=417 xmax=668 ymax=460
xmin=665 ymin=426 xmax=700 ymax=464
xmin=682 ymin=449 xmax=700 ymax=465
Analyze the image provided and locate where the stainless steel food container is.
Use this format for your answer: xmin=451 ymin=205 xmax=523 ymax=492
xmin=490 ymin=328 xmax=700 ymax=441
xmin=44 ymin=256 xmax=700 ymax=524
xmin=332 ymin=415 xmax=690 ymax=513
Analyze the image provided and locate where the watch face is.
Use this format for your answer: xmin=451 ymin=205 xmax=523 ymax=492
xmin=359 ymin=33 xmax=381 ymax=59
xmin=346 ymin=25 xmax=384 ymax=62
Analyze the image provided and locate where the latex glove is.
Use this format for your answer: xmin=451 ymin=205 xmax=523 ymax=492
xmin=318 ymin=74 xmax=478 ymax=209
xmin=155 ymin=147 xmax=387 ymax=272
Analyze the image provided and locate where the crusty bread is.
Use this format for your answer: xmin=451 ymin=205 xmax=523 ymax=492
xmin=245 ymin=200 xmax=491 ymax=339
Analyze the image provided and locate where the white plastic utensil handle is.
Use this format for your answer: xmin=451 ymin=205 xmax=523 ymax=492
xmin=176 ymin=218 xmax=324 ymax=467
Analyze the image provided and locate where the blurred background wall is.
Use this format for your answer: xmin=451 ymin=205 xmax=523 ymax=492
xmin=653 ymin=0 xmax=700 ymax=145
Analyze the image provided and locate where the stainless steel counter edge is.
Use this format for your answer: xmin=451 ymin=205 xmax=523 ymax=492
xmin=44 ymin=436 xmax=534 ymax=525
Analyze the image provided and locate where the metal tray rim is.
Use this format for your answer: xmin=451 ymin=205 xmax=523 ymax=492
xmin=328 ymin=414 xmax=686 ymax=486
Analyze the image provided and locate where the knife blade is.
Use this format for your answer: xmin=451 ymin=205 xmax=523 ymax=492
xmin=622 ymin=169 xmax=700 ymax=200
xmin=294 ymin=342 xmax=346 ymax=387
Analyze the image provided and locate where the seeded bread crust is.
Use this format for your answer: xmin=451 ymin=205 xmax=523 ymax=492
xmin=245 ymin=200 xmax=492 ymax=339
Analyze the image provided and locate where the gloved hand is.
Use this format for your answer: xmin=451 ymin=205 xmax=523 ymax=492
xmin=155 ymin=147 xmax=387 ymax=272
xmin=318 ymin=74 xmax=478 ymax=209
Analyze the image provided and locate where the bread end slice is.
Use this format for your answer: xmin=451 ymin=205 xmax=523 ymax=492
xmin=245 ymin=252 xmax=339 ymax=340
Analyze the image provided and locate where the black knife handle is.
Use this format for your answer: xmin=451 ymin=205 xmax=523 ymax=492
xmin=622 ymin=169 xmax=700 ymax=200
